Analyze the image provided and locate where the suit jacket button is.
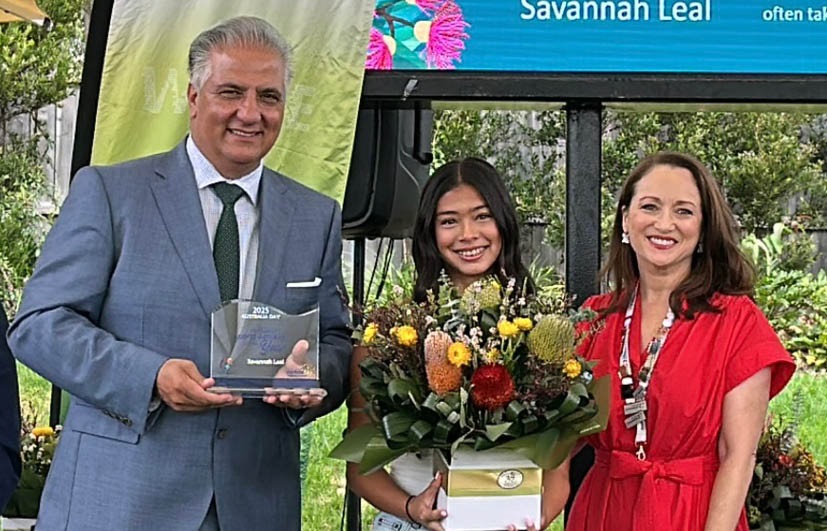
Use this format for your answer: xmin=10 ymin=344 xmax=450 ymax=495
xmin=123 ymin=418 xmax=133 ymax=427
xmin=216 ymin=429 xmax=228 ymax=439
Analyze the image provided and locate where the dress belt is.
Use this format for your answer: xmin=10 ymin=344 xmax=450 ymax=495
xmin=594 ymin=449 xmax=718 ymax=530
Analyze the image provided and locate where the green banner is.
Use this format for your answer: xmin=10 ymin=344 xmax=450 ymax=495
xmin=92 ymin=0 xmax=375 ymax=201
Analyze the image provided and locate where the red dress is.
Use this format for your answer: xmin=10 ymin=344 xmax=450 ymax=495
xmin=567 ymin=293 xmax=795 ymax=531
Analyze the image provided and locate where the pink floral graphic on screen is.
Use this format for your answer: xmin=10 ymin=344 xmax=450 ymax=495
xmin=412 ymin=0 xmax=444 ymax=13
xmin=421 ymin=1 xmax=469 ymax=69
xmin=366 ymin=27 xmax=394 ymax=70
xmin=366 ymin=0 xmax=470 ymax=70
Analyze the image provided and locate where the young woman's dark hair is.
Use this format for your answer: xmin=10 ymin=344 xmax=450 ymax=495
xmin=412 ymin=157 xmax=533 ymax=302
xmin=602 ymin=151 xmax=755 ymax=318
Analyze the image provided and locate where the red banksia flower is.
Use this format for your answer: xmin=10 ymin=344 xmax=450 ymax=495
xmin=470 ymin=364 xmax=515 ymax=411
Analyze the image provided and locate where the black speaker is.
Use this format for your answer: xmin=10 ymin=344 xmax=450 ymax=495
xmin=342 ymin=103 xmax=433 ymax=239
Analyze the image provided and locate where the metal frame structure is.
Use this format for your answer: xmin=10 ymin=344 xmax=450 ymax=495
xmin=361 ymin=70 xmax=827 ymax=104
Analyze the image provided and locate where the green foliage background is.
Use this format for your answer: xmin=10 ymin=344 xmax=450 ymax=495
xmin=433 ymin=108 xmax=827 ymax=245
xmin=0 ymin=0 xmax=86 ymax=317
xmin=742 ymin=223 xmax=827 ymax=368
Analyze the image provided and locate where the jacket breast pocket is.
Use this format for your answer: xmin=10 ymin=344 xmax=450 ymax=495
xmin=282 ymin=282 xmax=321 ymax=314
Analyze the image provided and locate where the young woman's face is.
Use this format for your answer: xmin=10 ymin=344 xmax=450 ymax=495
xmin=622 ymin=164 xmax=703 ymax=281
xmin=434 ymin=183 xmax=502 ymax=292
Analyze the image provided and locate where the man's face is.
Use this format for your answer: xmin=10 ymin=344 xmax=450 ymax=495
xmin=188 ymin=45 xmax=286 ymax=179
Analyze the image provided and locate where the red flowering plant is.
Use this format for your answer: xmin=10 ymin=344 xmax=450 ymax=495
xmin=747 ymin=416 xmax=827 ymax=530
xmin=331 ymin=273 xmax=609 ymax=473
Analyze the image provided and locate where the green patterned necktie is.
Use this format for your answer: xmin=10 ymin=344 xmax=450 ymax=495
xmin=211 ymin=182 xmax=246 ymax=302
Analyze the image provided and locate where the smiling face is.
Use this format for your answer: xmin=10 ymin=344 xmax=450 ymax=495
xmin=623 ymin=164 xmax=703 ymax=282
xmin=188 ymin=45 xmax=286 ymax=179
xmin=434 ymin=183 xmax=503 ymax=292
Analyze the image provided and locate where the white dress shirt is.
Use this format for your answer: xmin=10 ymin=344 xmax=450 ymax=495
xmin=186 ymin=136 xmax=261 ymax=301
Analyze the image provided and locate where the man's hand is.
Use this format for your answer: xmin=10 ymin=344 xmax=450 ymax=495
xmin=264 ymin=340 xmax=324 ymax=409
xmin=275 ymin=339 xmax=311 ymax=378
xmin=262 ymin=391 xmax=323 ymax=409
xmin=156 ymin=358 xmax=241 ymax=412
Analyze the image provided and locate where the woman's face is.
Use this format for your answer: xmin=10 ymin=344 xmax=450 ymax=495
xmin=434 ymin=183 xmax=502 ymax=292
xmin=622 ymin=164 xmax=703 ymax=281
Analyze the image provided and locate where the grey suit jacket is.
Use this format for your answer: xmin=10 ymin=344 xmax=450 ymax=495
xmin=8 ymin=142 xmax=351 ymax=530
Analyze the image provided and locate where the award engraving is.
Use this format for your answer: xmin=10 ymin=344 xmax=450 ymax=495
xmin=209 ymin=300 xmax=322 ymax=397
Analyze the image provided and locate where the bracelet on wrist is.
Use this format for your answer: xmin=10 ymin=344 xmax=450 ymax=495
xmin=405 ymin=494 xmax=416 ymax=522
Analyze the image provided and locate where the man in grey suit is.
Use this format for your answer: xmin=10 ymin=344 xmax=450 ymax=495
xmin=8 ymin=16 xmax=351 ymax=530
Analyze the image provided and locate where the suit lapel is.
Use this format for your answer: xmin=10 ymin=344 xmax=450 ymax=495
xmin=150 ymin=142 xmax=221 ymax=316
xmin=254 ymin=168 xmax=293 ymax=304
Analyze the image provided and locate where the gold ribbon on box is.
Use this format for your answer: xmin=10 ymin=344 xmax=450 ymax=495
xmin=442 ymin=468 xmax=543 ymax=497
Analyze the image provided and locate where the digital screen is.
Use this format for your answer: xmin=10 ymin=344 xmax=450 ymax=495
xmin=366 ymin=1 xmax=827 ymax=74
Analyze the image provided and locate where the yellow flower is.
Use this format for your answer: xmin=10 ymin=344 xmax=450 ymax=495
xmin=395 ymin=325 xmax=418 ymax=347
xmin=497 ymin=320 xmax=520 ymax=338
xmin=514 ymin=317 xmax=533 ymax=332
xmin=563 ymin=359 xmax=582 ymax=379
xmin=32 ymin=426 xmax=55 ymax=438
xmin=485 ymin=348 xmax=501 ymax=362
xmin=362 ymin=323 xmax=378 ymax=345
xmin=446 ymin=342 xmax=471 ymax=367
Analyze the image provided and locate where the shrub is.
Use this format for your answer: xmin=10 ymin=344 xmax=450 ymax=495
xmin=748 ymin=416 xmax=827 ymax=529
xmin=742 ymin=223 xmax=827 ymax=369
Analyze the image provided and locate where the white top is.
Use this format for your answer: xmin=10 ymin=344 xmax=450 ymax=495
xmin=388 ymin=450 xmax=435 ymax=496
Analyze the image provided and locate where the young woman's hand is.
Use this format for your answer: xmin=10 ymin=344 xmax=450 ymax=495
xmin=406 ymin=472 xmax=448 ymax=530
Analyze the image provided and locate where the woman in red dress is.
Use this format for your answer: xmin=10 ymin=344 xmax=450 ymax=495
xmin=539 ymin=152 xmax=795 ymax=530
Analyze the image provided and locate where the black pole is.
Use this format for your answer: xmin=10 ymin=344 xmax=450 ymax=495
xmin=564 ymin=101 xmax=603 ymax=522
xmin=70 ymin=0 xmax=115 ymax=176
xmin=344 ymin=238 xmax=366 ymax=531
xmin=50 ymin=0 xmax=116 ymax=428
xmin=565 ymin=102 xmax=602 ymax=307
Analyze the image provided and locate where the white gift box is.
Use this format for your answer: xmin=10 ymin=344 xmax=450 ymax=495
xmin=432 ymin=447 xmax=542 ymax=531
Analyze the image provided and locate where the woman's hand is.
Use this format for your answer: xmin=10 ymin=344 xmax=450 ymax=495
xmin=406 ymin=472 xmax=448 ymax=530
xmin=506 ymin=515 xmax=547 ymax=531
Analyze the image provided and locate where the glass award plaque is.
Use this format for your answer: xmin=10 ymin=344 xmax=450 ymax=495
xmin=209 ymin=300 xmax=323 ymax=397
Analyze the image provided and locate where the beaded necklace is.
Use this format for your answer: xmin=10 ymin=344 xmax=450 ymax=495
xmin=618 ymin=285 xmax=675 ymax=460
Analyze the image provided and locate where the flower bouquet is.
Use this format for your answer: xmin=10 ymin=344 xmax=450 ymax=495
xmin=332 ymin=274 xmax=608 ymax=527
xmin=2 ymin=415 xmax=60 ymax=519
xmin=748 ymin=417 xmax=827 ymax=531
